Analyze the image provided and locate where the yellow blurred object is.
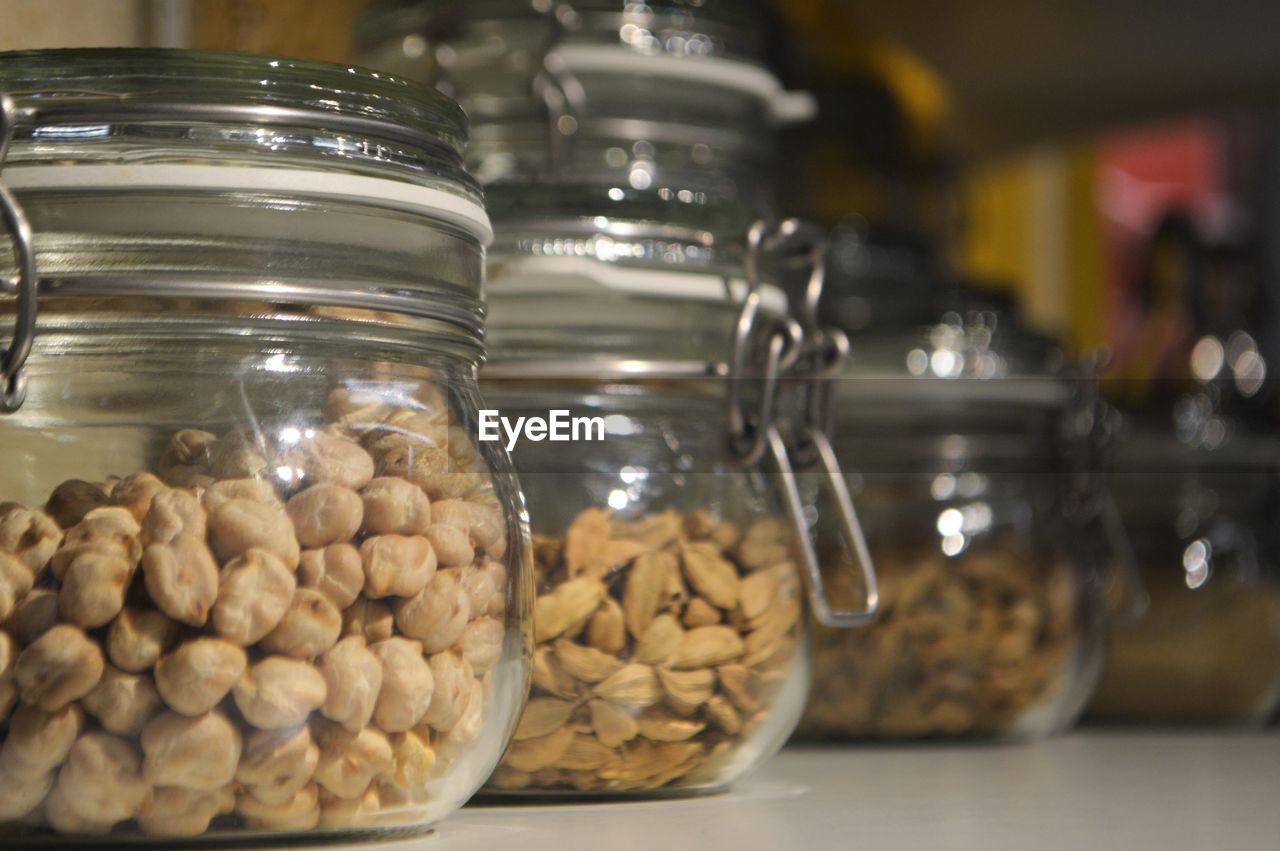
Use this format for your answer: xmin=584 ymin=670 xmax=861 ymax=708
xmin=191 ymin=0 xmax=366 ymax=62
xmin=0 ymin=0 xmax=148 ymax=51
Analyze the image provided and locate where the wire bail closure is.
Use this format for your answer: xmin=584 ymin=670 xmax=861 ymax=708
xmin=729 ymin=219 xmax=878 ymax=628
xmin=0 ymin=94 xmax=36 ymax=414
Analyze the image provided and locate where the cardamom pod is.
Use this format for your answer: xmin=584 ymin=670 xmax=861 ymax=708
xmin=680 ymin=541 xmax=740 ymax=609
xmin=669 ymin=625 xmax=745 ymax=669
xmin=592 ymin=663 xmax=661 ymax=708
xmin=534 ymin=576 xmax=607 ymax=642
xmin=555 ymin=638 xmax=624 ymax=683
xmin=623 ymin=551 xmax=675 ymax=638
xmin=636 ymin=708 xmax=705 ymax=742
xmin=656 ymin=667 xmax=716 ymax=716
xmin=513 ymin=697 xmax=578 ymax=741
xmin=682 ymin=596 xmax=721 ymax=628
xmin=551 ymin=733 xmax=616 ymax=770
xmin=705 ymin=695 xmax=742 ymax=735
xmin=588 ymin=698 xmax=639 ymax=748
xmin=634 ymin=613 xmax=684 ymax=664
xmin=587 ymin=597 xmax=626 ymax=654
xmin=503 ymin=726 xmax=576 ymax=773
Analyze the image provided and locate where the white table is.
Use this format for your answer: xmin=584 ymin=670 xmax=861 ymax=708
xmin=358 ymin=732 xmax=1280 ymax=851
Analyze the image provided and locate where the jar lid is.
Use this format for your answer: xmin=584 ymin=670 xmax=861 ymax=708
xmin=0 ymin=48 xmax=490 ymax=243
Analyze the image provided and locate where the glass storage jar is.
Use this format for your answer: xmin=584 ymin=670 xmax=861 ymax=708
xmin=478 ymin=184 xmax=875 ymax=794
xmin=798 ymin=289 xmax=1109 ymax=738
xmin=0 ymin=49 xmax=530 ymax=841
xmin=1087 ymin=427 xmax=1280 ymax=724
xmin=355 ymin=0 xmax=812 ymax=213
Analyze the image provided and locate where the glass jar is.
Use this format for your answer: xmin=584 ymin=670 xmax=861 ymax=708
xmin=1087 ymin=427 xmax=1280 ymax=724
xmin=799 ymin=289 xmax=1109 ymax=738
xmin=0 ymin=49 xmax=530 ymax=841
xmin=355 ymin=0 xmax=812 ymax=213
xmin=477 ymin=184 xmax=874 ymax=794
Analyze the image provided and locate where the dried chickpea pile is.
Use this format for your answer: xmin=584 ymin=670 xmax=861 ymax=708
xmin=0 ymin=387 xmax=508 ymax=837
xmin=489 ymin=508 xmax=799 ymax=793
xmin=801 ymin=543 xmax=1078 ymax=737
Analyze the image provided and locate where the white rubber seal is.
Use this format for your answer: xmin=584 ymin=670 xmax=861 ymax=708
xmin=4 ymin=163 xmax=494 ymax=246
xmin=550 ymin=44 xmax=816 ymax=125
xmin=495 ymin=254 xmax=789 ymax=315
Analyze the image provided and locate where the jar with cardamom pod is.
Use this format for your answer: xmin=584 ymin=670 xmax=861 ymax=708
xmin=0 ymin=48 xmax=530 ymax=841
xmin=479 ymin=183 xmax=875 ymax=794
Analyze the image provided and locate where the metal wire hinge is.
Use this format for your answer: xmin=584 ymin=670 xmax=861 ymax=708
xmin=0 ymin=93 xmax=37 ymax=414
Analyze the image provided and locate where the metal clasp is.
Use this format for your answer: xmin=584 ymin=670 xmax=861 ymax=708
xmin=0 ymin=94 xmax=36 ymax=413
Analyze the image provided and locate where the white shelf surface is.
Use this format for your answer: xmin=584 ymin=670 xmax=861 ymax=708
xmin=357 ymin=732 xmax=1280 ymax=851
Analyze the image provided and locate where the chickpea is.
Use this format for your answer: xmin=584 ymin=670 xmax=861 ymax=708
xmin=369 ymin=637 xmax=434 ymax=733
xmin=435 ymin=677 xmax=484 ymax=762
xmin=208 ymin=431 xmax=270 ymax=480
xmin=360 ymin=534 xmax=436 ymax=599
xmin=423 ymin=650 xmax=474 ymax=733
xmin=208 ymin=498 xmax=300 ymax=569
xmin=298 ymin=544 xmax=364 ymax=609
xmin=301 ymin=431 xmax=375 ymax=490
xmin=157 ymin=428 xmax=216 ymax=488
xmin=141 ymin=488 xmax=205 ymax=546
xmin=202 ymin=477 xmax=281 ymax=513
xmin=236 ymin=725 xmax=318 ymax=806
xmin=142 ymin=534 xmax=219 ymax=627
xmin=141 ymin=710 xmax=242 ymax=791
xmin=385 ymin=728 xmax=435 ymax=789
xmin=5 ymin=586 xmax=57 ymax=647
xmin=51 ymin=506 xmax=141 ymax=581
xmin=83 ymin=664 xmax=162 ymax=735
xmin=427 ymin=522 xmax=474 ymax=568
xmin=287 ymin=484 xmax=363 ymax=548
xmin=58 ymin=548 xmax=134 ymax=628
xmin=138 ymin=784 xmax=235 ymax=837
xmin=395 ymin=568 xmax=470 ymax=654
xmin=324 ymin=387 xmax=391 ymax=433
xmin=0 ymin=762 xmax=53 ymax=821
xmin=234 ymin=656 xmax=327 ymax=730
xmin=375 ymin=780 xmax=429 ymax=823
xmin=48 ymin=732 xmax=151 ymax=831
xmin=213 ymin=548 xmax=296 ymax=645
xmin=376 ymin=444 xmax=474 ymax=501
xmin=460 ymin=558 xmax=502 ymax=614
xmin=433 ymin=498 xmax=504 ymax=553
xmin=0 ymin=703 xmax=83 ymax=779
xmin=312 ymin=720 xmax=393 ymax=799
xmin=318 ymin=635 xmax=383 ymax=733
xmin=237 ymin=781 xmax=319 ymax=831
xmin=154 ymin=637 xmax=247 ymax=716
xmin=0 ymin=630 xmax=14 ymax=721
xmin=455 ymin=617 xmax=504 ymax=675
xmin=319 ymin=784 xmax=381 ymax=827
xmin=342 ymin=597 xmax=394 ymax=644
xmin=107 ymin=607 xmax=178 ymax=673
xmin=360 ymin=477 xmax=432 ymax=536
xmin=362 ymin=409 xmax=445 ymax=455
xmin=0 ymin=551 xmax=33 ymax=623
xmin=45 ymin=479 xmax=109 ymax=529
xmin=262 ymin=589 xmax=342 ymax=659
xmin=110 ymin=472 xmax=168 ymax=522
xmin=14 ymin=624 xmax=103 ymax=711
xmin=0 ymin=505 xmax=62 ymax=574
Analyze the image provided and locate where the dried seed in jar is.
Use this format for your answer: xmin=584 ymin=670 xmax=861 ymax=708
xmin=51 ymin=506 xmax=142 ymax=581
xmin=312 ymin=720 xmax=393 ymax=799
xmin=342 ymin=597 xmax=395 ymax=644
xmin=0 ymin=630 xmax=14 ymax=721
xmin=376 ymin=444 xmax=472 ymax=501
xmin=385 ymin=728 xmax=435 ymax=789
xmin=455 ymin=616 xmax=503 ymax=674
xmin=0 ymin=551 xmax=34 ymax=623
xmin=636 ymin=708 xmax=705 ymax=742
xmin=208 ymin=497 xmax=300 ymax=569
xmin=395 ymin=568 xmax=470 ymax=653
xmin=237 ymin=781 xmax=320 ymax=831
xmin=587 ymin=597 xmax=626 ymax=654
xmin=213 ymin=547 xmax=297 ymax=645
xmin=49 ymin=732 xmax=151 ymax=831
xmin=83 ymin=664 xmax=163 ymax=736
xmin=319 ymin=785 xmax=381 ymax=828
xmin=5 ymin=586 xmax=56 ymax=648
xmin=141 ymin=709 xmax=242 ymax=790
xmin=434 ymin=677 xmax=484 ymax=762
xmin=236 ymin=725 xmax=319 ymax=807
xmin=318 ymin=635 xmax=383 ymax=733
xmin=234 ymin=656 xmax=327 ymax=730
xmin=369 ymin=637 xmax=434 ymax=733
xmin=668 ymin=625 xmax=744 ymax=669
xmin=202 ymin=477 xmax=281 ymax=513
xmin=300 ymin=431 xmax=376 ymax=490
xmin=287 ymin=484 xmax=364 ymax=549
xmin=157 ymin=429 xmax=217 ymax=488
xmin=59 ymin=548 xmax=134 ymax=628
xmin=0 ymin=505 xmax=62 ymax=574
xmin=140 ymin=488 xmax=206 ymax=546
xmin=360 ymin=534 xmax=436 ymax=598
xmin=504 ymin=726 xmax=575 ymax=773
xmin=554 ymin=638 xmax=623 ymax=683
xmin=138 ymin=785 xmax=235 ymax=837
xmin=140 ymin=533 xmax=219 ymax=627
xmin=680 ymin=541 xmax=740 ymax=609
xmin=154 ymin=637 xmax=247 ymax=716
xmin=425 ymin=522 xmax=472 ymax=567
xmin=298 ymin=544 xmax=365 ymax=609
xmin=592 ymin=664 xmax=661 ymax=709
xmin=656 ymin=667 xmax=716 ymax=716
xmin=535 ymin=576 xmax=606 ymax=643
xmin=324 ymin=387 xmax=391 ymax=433
xmin=683 ymin=597 xmax=722 ymax=628
xmin=433 ymin=498 xmax=503 ymax=552
xmin=45 ymin=480 xmax=109 ymax=529
xmin=208 ymin=431 xmax=270 ymax=481
xmin=14 ymin=624 xmax=104 ymax=711
xmin=107 ymin=607 xmax=179 ymax=673
xmin=0 ymin=703 xmax=83 ymax=779
xmin=262 ymin=588 xmax=342 ymax=659
xmin=635 ymin=614 xmax=684 ymax=664
xmin=422 ymin=650 xmax=472 ymax=733
xmin=623 ymin=552 xmax=676 ymax=639
xmin=0 ymin=762 xmax=54 ymax=821
xmin=110 ymin=472 xmax=168 ymax=522
xmin=513 ymin=697 xmax=576 ymax=741
xmin=459 ymin=558 xmax=501 ymax=614
xmin=360 ymin=477 xmax=431 ymax=536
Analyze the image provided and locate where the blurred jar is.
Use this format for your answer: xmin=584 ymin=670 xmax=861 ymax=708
xmin=0 ymin=49 xmax=530 ymax=841
xmin=799 ymin=286 xmax=1109 ymax=738
xmin=355 ymin=0 xmax=813 ymax=212
xmin=478 ymin=184 xmax=874 ymax=793
xmin=1087 ymin=428 xmax=1280 ymax=724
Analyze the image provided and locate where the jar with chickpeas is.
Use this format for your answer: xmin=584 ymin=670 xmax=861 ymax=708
xmin=0 ymin=48 xmax=530 ymax=841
